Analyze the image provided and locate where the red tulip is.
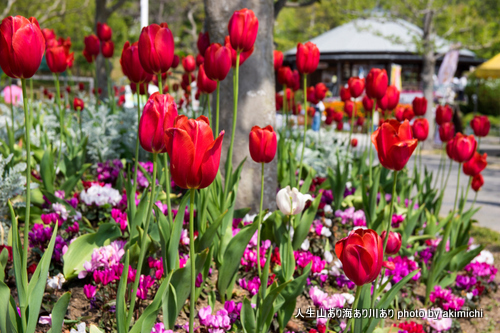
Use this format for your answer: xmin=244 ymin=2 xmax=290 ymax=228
xmin=249 ymin=125 xmax=277 ymax=163
xmin=196 ymin=53 xmax=204 ymax=67
xmin=356 ymin=116 xmax=365 ymax=127
xmin=448 ymin=133 xmax=477 ymax=163
xmin=366 ymin=68 xmax=388 ymax=99
xmin=333 ymin=111 xmax=343 ymax=123
xmin=84 ymin=34 xmax=100 ymax=58
xmin=471 ymin=174 xmax=484 ymax=192
xmin=46 ymin=43 xmax=71 ymax=73
xmin=402 ymin=106 xmax=415 ymax=122
xmin=348 ymin=77 xmax=365 ymax=98
xmin=66 ymin=86 xmax=71 ymax=93
xmin=351 ymin=138 xmax=358 ymax=147
xmin=224 ymin=36 xmax=253 ymax=67
xmin=336 ymin=121 xmax=343 ymax=131
xmin=138 ymin=92 xmax=178 ymax=153
xmin=120 ymin=41 xmax=153 ymax=84
xmin=227 ymin=8 xmax=259 ymax=53
xmin=394 ymin=106 xmax=405 ymax=122
xmin=97 ymin=22 xmax=112 ymax=41
xmin=182 ymin=55 xmax=196 ymax=73
xmin=335 ymin=229 xmax=383 ymax=286
xmin=435 ymin=105 xmax=452 ymax=125
xmin=172 ymin=54 xmax=180 ymax=68
xmin=0 ymin=16 xmax=45 ymax=79
xmin=42 ymin=28 xmax=56 ymax=44
xmin=315 ymin=83 xmax=328 ymax=101
xmin=274 ymin=50 xmax=283 ymax=71
xmin=296 ymin=42 xmax=320 ymax=74
xmin=412 ymin=96 xmax=427 ymax=116
xmin=101 ymin=40 xmax=114 ymax=58
xmin=138 ymin=23 xmax=175 ymax=75
xmin=362 ymin=95 xmax=374 ymax=114
xmin=73 ymin=97 xmax=84 ymax=111
xmin=439 ymin=122 xmax=455 ymax=142
xmin=377 ymin=94 xmax=388 ymax=111
xmin=470 ymin=115 xmax=490 ymax=137
xmin=371 ymin=119 xmax=418 ymax=171
xmin=385 ymin=85 xmax=400 ymax=110
xmin=197 ymin=64 xmax=217 ymax=94
xmin=412 ymin=118 xmax=429 ymax=141
xmin=344 ymin=100 xmax=357 ymax=119
xmin=381 ymin=231 xmax=402 ymax=255
xmin=203 ymin=43 xmax=231 ymax=83
xmin=79 ymin=82 xmax=85 ymax=91
xmin=197 ymin=31 xmax=210 ymax=56
xmin=287 ymin=70 xmax=298 ymax=92
xmin=463 ymin=152 xmax=487 ymax=177
xmin=278 ymin=66 xmax=292 ymax=86
xmin=307 ymin=87 xmax=319 ymax=104
xmin=340 ymin=86 xmax=351 ymax=102
xmin=275 ymin=93 xmax=283 ymax=111
xmin=165 ymin=115 xmax=224 ymax=189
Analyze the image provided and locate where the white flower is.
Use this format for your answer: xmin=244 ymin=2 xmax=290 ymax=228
xmin=324 ymin=251 xmax=333 ymax=263
xmin=321 ymin=228 xmax=332 ymax=237
xmin=38 ymin=315 xmax=51 ymax=325
xmin=70 ymin=322 xmax=86 ymax=333
xmin=329 ymin=259 xmax=342 ymax=276
xmin=472 ymin=250 xmax=494 ymax=265
xmin=324 ymin=205 xmax=333 ymax=214
xmin=341 ymin=293 xmax=355 ymax=304
xmin=324 ymin=218 xmax=332 ymax=227
xmin=276 ymin=186 xmax=313 ymax=216
xmin=47 ymin=273 xmax=66 ymax=289
xmin=80 ymin=183 xmax=121 ymax=206
xmin=52 ymin=203 xmax=69 ymax=220
xmin=466 ymin=292 xmax=474 ymax=300
xmin=301 ymin=238 xmax=310 ymax=251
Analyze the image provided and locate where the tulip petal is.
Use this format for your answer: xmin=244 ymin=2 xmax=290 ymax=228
xmin=386 ymin=139 xmax=418 ymax=171
xmin=198 ymin=131 xmax=225 ymax=189
xmin=167 ymin=128 xmax=195 ymax=189
xmin=343 ymin=244 xmax=374 ymax=286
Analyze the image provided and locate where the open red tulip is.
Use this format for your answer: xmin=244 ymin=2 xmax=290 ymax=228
xmin=463 ymin=152 xmax=487 ymax=177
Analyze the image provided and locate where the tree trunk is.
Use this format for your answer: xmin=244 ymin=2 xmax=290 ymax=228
xmin=422 ymin=6 xmax=436 ymax=148
xmin=204 ymin=0 xmax=277 ymax=212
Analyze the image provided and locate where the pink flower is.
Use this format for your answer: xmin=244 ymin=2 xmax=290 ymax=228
xmin=83 ymin=284 xmax=97 ymax=299
xmin=309 ymin=286 xmax=328 ymax=307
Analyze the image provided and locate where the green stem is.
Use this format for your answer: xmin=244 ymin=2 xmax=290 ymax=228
xmin=21 ymin=78 xmax=31 ymax=276
xmin=189 ymin=188 xmax=196 ymax=333
xmin=127 ymin=153 xmax=158 ymax=328
xmin=132 ymin=90 xmax=142 ymax=199
xmin=345 ymin=285 xmax=362 ymax=331
xmin=224 ymin=53 xmax=240 ymax=204
xmin=442 ymin=158 xmax=453 ymax=191
xmin=157 ymin=73 xmax=163 ymax=96
xmin=452 ymin=163 xmax=461 ymax=215
xmin=94 ymin=59 xmax=99 ymax=113
xmin=472 ymin=192 xmax=478 ymax=208
xmin=215 ymin=82 xmax=220 ymax=137
xmin=206 ymin=93 xmax=212 ymax=126
xmin=460 ymin=177 xmax=472 ymax=215
xmin=10 ymin=78 xmax=15 ymax=128
xmin=434 ymin=145 xmax=444 ymax=189
xmin=256 ymin=163 xmax=265 ymax=279
xmin=382 ymin=170 xmax=398 ymax=254
xmin=368 ymin=99 xmax=376 ymax=185
xmin=105 ymin=59 xmax=115 ymax=113
xmin=79 ymin=109 xmax=83 ymax=141
xmin=163 ymin=153 xmax=174 ymax=227
xmin=54 ymin=74 xmax=63 ymax=169
xmin=347 ymin=99 xmax=355 ymax=155
xmin=29 ymin=78 xmax=33 ymax=122
xmin=298 ymin=74 xmax=308 ymax=190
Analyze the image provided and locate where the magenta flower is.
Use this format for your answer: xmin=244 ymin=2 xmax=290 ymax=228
xmin=83 ymin=284 xmax=97 ymax=299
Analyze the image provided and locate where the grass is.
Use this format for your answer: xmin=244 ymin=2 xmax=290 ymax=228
xmin=471 ymin=225 xmax=500 ymax=248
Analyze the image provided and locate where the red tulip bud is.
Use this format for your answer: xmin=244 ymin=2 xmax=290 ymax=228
xmin=344 ymin=100 xmax=357 ymax=119
xmin=165 ymin=115 xmax=224 ymax=189
xmin=138 ymin=92 xmax=178 ymax=153
xmin=138 ymin=23 xmax=175 ymax=75
xmin=278 ymin=66 xmax=293 ymax=87
xmin=335 ymin=229 xmax=383 ymax=286
xmin=339 ymin=86 xmax=351 ymax=102
xmin=101 ymin=40 xmax=114 ymax=58
xmin=120 ymin=41 xmax=153 ymax=84
xmin=315 ymin=83 xmax=327 ymax=101
xmin=435 ymin=105 xmax=453 ymax=125
xmin=197 ymin=64 xmax=217 ymax=94
xmin=249 ymin=125 xmax=277 ymax=163
xmin=448 ymin=133 xmax=477 ymax=163
xmin=46 ymin=44 xmax=71 ymax=73
xmin=439 ymin=122 xmax=455 ymax=142
xmin=172 ymin=54 xmax=180 ymax=68
xmin=385 ymin=85 xmax=400 ymax=111
xmin=204 ymin=43 xmax=232 ymax=82
xmin=97 ymin=22 xmax=112 ymax=41
xmin=0 ymin=16 xmax=45 ymax=79
xmin=197 ymin=31 xmax=210 ymax=56
xmin=296 ymin=42 xmax=320 ymax=74
xmin=470 ymin=115 xmax=490 ymax=137
xmin=463 ymin=152 xmax=487 ymax=177
xmin=225 ymin=36 xmax=253 ymax=68
xmin=348 ymin=77 xmax=365 ymax=98
xmin=371 ymin=120 xmax=418 ymax=171
xmin=351 ymin=138 xmax=358 ymax=147
xmin=84 ymin=34 xmax=100 ymax=57
xmin=274 ymin=50 xmax=283 ymax=71
xmin=412 ymin=118 xmax=429 ymax=141
xmin=182 ymin=55 xmax=196 ymax=73
xmin=366 ymin=68 xmax=388 ymax=100
xmin=196 ymin=53 xmax=204 ymax=67
xmin=381 ymin=231 xmax=402 ymax=255
xmin=227 ymin=8 xmax=259 ymax=53
xmin=362 ymin=95 xmax=374 ymax=114
xmin=412 ymin=96 xmax=427 ymax=116
xmin=471 ymin=174 xmax=484 ymax=192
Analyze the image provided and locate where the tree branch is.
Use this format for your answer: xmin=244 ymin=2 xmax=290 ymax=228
xmin=108 ymin=0 xmax=128 ymax=14
xmin=1 ymin=0 xmax=17 ymax=18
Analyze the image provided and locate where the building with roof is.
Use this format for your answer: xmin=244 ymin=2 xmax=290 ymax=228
xmin=283 ymin=16 xmax=483 ymax=95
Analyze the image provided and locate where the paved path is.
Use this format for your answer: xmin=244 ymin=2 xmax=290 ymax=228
xmin=410 ymin=152 xmax=500 ymax=232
